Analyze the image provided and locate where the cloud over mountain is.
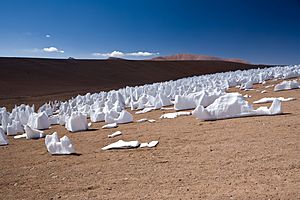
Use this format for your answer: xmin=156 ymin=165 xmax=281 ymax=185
xmin=43 ymin=47 xmax=64 ymax=53
xmin=92 ymin=50 xmax=159 ymax=57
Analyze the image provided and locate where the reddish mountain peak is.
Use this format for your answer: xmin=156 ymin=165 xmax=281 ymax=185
xmin=151 ymin=54 xmax=249 ymax=64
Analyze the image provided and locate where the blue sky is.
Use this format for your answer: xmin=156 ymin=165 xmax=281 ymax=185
xmin=0 ymin=0 xmax=299 ymax=64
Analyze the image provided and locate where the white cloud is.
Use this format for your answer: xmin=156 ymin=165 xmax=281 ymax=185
xmin=127 ymin=52 xmax=158 ymax=56
xmin=43 ymin=47 xmax=64 ymax=53
xmin=45 ymin=34 xmax=51 ymax=38
xmin=92 ymin=50 xmax=159 ymax=58
xmin=92 ymin=50 xmax=124 ymax=57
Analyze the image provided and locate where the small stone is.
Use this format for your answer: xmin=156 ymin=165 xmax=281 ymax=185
xmin=87 ymin=186 xmax=93 ymax=190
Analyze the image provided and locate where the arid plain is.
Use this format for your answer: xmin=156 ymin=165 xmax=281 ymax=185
xmin=0 ymin=58 xmax=299 ymax=199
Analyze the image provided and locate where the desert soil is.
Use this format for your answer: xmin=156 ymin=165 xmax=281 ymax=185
xmin=0 ymin=79 xmax=299 ymax=199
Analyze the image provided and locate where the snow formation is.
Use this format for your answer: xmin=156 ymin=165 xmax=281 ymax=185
xmin=274 ymin=80 xmax=300 ymax=92
xmin=45 ymin=132 xmax=76 ymax=155
xmin=0 ymin=127 xmax=8 ymax=145
xmin=192 ymin=93 xmax=282 ymax=121
xmin=253 ymin=97 xmax=296 ymax=104
xmin=102 ymin=140 xmax=140 ymax=150
xmin=65 ymin=112 xmax=88 ymax=132
xmin=0 ymin=64 xmax=299 ymax=140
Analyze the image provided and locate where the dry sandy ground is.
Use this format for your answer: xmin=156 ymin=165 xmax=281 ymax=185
xmin=0 ymin=79 xmax=300 ymax=199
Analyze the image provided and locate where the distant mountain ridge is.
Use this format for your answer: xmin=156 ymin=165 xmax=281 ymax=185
xmin=107 ymin=57 xmax=126 ymax=60
xmin=151 ymin=54 xmax=249 ymax=63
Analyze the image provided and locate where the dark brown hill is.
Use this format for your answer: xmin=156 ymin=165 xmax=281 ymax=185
xmin=0 ymin=57 xmax=269 ymax=109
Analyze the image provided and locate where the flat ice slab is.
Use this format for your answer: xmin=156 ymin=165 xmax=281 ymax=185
xmin=140 ymin=141 xmax=159 ymax=148
xmin=136 ymin=118 xmax=148 ymax=123
xmin=102 ymin=140 xmax=140 ymax=150
xmin=160 ymin=111 xmax=191 ymax=119
xmin=135 ymin=107 xmax=154 ymax=114
xmin=102 ymin=123 xmax=118 ymax=129
xmin=265 ymin=84 xmax=274 ymax=88
xmin=108 ymin=131 xmax=122 ymax=138
xmin=136 ymin=118 xmax=156 ymax=123
xmin=14 ymin=134 xmax=27 ymax=139
xmin=45 ymin=132 xmax=76 ymax=155
xmin=253 ymin=97 xmax=296 ymax=104
xmin=160 ymin=107 xmax=173 ymax=110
